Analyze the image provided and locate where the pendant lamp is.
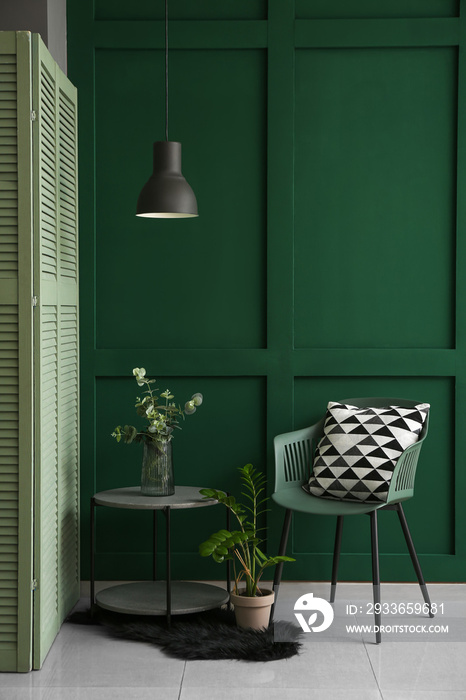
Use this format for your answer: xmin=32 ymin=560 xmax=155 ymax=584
xmin=136 ymin=0 xmax=198 ymax=218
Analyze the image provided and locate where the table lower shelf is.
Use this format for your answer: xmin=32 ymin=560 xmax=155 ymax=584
xmin=95 ymin=581 xmax=230 ymax=616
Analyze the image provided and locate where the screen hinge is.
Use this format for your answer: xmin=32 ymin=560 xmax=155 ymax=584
xmin=31 ymin=579 xmax=38 ymax=591
xmin=31 ymin=110 xmax=37 ymax=121
xmin=32 ymin=295 xmax=38 ymax=307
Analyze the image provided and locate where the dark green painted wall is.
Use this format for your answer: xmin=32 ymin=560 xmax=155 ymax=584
xmin=67 ymin=0 xmax=466 ymax=583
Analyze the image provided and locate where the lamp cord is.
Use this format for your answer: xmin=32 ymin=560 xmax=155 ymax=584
xmin=165 ymin=0 xmax=168 ymax=142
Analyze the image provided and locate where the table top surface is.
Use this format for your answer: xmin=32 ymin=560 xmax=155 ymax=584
xmin=92 ymin=485 xmax=220 ymax=510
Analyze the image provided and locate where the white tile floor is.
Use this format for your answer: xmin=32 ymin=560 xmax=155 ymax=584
xmin=1 ymin=582 xmax=465 ymax=700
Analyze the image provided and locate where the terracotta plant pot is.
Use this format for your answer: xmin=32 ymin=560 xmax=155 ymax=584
xmin=230 ymin=589 xmax=275 ymax=630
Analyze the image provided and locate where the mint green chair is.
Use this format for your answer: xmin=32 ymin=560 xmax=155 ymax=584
xmin=271 ymin=398 xmax=433 ymax=643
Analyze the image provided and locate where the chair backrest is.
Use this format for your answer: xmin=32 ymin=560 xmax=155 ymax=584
xmin=274 ymin=420 xmax=325 ymax=492
xmin=274 ymin=397 xmax=429 ymax=503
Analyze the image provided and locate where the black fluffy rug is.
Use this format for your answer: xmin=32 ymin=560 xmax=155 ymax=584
xmin=68 ymin=606 xmax=302 ymax=661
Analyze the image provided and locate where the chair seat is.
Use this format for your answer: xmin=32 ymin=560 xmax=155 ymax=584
xmin=272 ymin=485 xmax=384 ymax=516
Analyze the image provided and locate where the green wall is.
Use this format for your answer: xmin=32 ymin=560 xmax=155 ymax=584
xmin=67 ymin=0 xmax=466 ymax=583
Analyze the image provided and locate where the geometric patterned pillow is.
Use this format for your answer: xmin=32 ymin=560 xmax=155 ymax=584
xmin=302 ymin=402 xmax=430 ymax=504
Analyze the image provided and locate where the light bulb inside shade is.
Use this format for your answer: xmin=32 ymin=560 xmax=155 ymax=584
xmin=136 ymin=212 xmax=198 ymax=219
xmin=136 ymin=141 xmax=198 ymax=219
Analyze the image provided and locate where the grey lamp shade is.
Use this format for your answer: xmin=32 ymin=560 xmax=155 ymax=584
xmin=136 ymin=141 xmax=198 ymax=218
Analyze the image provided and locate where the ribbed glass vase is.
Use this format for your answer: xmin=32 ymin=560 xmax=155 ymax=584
xmin=141 ymin=440 xmax=174 ymax=496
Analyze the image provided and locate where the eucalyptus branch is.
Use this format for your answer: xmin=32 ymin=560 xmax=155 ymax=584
xmin=112 ymin=367 xmax=203 ymax=448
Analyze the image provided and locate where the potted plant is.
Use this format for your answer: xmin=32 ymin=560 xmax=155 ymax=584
xmin=198 ymin=463 xmax=294 ymax=629
xmin=112 ymin=367 xmax=203 ymax=496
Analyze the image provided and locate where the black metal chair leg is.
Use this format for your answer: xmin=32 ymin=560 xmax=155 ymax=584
xmin=370 ymin=510 xmax=382 ymax=644
xmin=396 ymin=503 xmax=434 ymax=618
xmin=269 ymin=508 xmax=292 ymax=625
xmin=330 ymin=516 xmax=344 ymax=603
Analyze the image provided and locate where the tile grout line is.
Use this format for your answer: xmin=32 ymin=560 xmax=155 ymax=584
xmin=363 ymin=640 xmax=384 ymax=700
xmin=178 ymin=660 xmax=187 ymax=700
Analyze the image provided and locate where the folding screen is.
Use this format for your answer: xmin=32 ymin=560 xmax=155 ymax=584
xmin=0 ymin=31 xmax=79 ymax=672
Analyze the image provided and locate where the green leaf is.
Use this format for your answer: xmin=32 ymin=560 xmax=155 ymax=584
xmin=234 ymin=532 xmax=248 ymax=543
xmin=199 ymin=543 xmax=216 ymax=556
xmin=122 ymin=425 xmax=138 ymax=444
xmin=199 ymin=488 xmax=227 ymax=503
xmin=255 ymin=547 xmax=268 ymax=561
xmin=240 ymin=493 xmax=256 ymax=505
xmin=239 ymin=463 xmax=254 ymax=476
xmin=207 ymin=535 xmax=225 ymax=544
xmin=217 ymin=529 xmax=233 ymax=539
xmin=199 ymin=488 xmax=216 ymax=498
xmin=259 ymin=555 xmax=295 ymax=570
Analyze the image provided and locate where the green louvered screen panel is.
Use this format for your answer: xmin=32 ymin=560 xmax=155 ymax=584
xmin=33 ymin=44 xmax=60 ymax=667
xmin=0 ymin=47 xmax=18 ymax=280
xmin=0 ymin=31 xmax=78 ymax=673
xmin=58 ymin=305 xmax=79 ymax=619
xmin=38 ymin=64 xmax=57 ymax=281
xmin=0 ymin=304 xmax=19 ymax=668
xmin=0 ymin=39 xmax=19 ymax=667
xmin=58 ymin=90 xmax=78 ymax=282
xmin=0 ymin=36 xmax=21 ymax=673
xmin=57 ymin=82 xmax=79 ymax=621
xmin=35 ymin=304 xmax=59 ymax=664
xmin=33 ymin=35 xmax=79 ymax=670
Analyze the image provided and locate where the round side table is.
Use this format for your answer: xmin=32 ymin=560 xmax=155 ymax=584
xmin=90 ymin=486 xmax=230 ymax=626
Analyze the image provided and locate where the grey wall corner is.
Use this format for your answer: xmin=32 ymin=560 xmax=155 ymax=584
xmin=0 ymin=0 xmax=67 ymax=74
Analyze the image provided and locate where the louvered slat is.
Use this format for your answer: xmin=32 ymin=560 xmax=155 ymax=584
xmin=0 ymin=304 xmax=18 ymax=650
xmin=0 ymin=38 xmax=20 ymax=672
xmin=39 ymin=66 xmax=57 ymax=279
xmin=37 ymin=305 xmax=59 ymax=642
xmin=58 ymin=91 xmax=77 ymax=281
xmin=58 ymin=305 xmax=79 ymax=615
xmin=0 ymin=53 xmax=18 ymax=279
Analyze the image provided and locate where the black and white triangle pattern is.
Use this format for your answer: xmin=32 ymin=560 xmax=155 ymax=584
xmin=304 ymin=402 xmax=430 ymax=504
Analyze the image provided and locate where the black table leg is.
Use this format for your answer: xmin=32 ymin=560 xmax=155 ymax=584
xmin=90 ymin=497 xmax=96 ymax=616
xmin=226 ymin=492 xmax=231 ymax=608
xmin=164 ymin=506 xmax=171 ymax=627
xmin=269 ymin=508 xmax=292 ymax=624
xmin=153 ymin=510 xmax=158 ymax=581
